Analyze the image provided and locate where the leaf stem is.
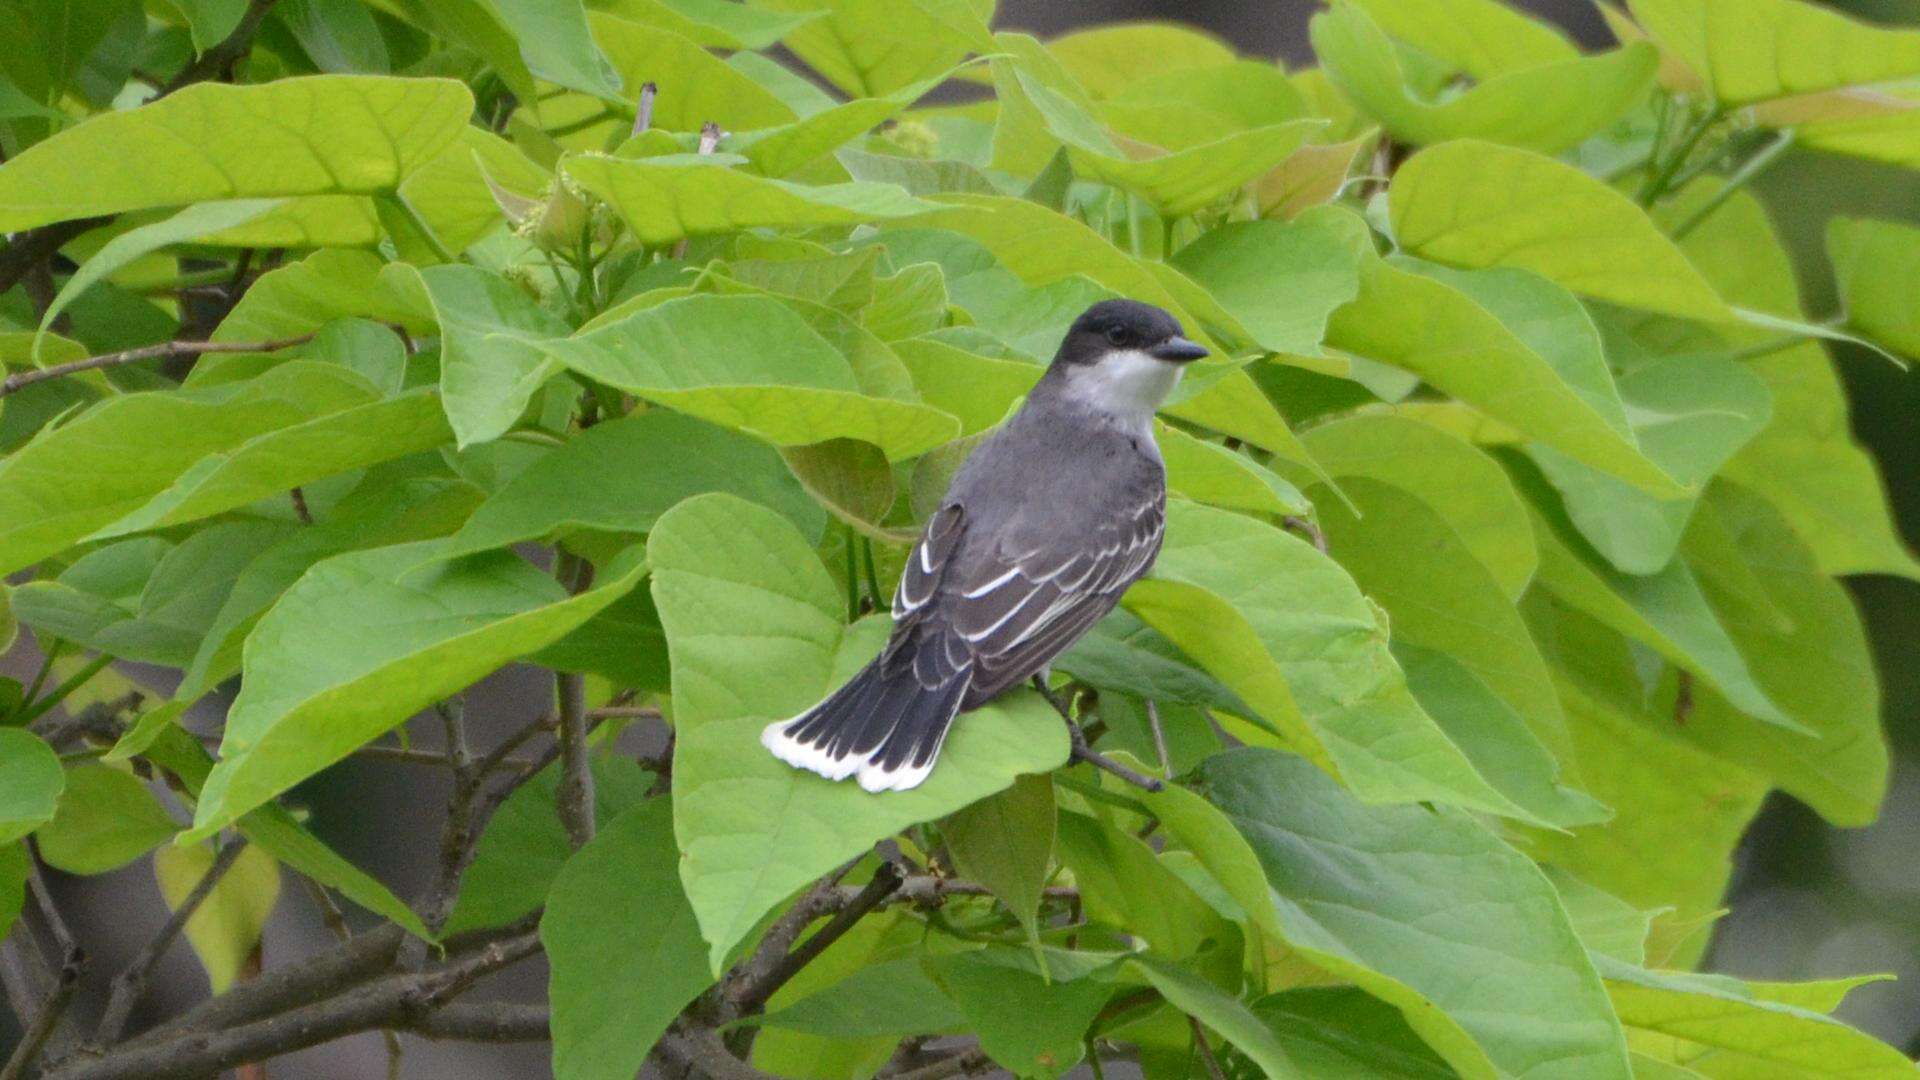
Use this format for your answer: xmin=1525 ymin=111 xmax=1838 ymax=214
xmin=1670 ymin=130 xmax=1796 ymax=240
xmin=1639 ymin=103 xmax=1726 ymax=207
xmin=0 ymin=335 xmax=313 ymax=399
xmin=860 ymin=535 xmax=883 ymax=612
xmin=380 ymin=192 xmax=458 ymax=264
xmin=17 ymin=653 xmax=113 ymax=728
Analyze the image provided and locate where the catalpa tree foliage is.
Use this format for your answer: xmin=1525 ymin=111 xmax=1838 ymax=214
xmin=0 ymin=0 xmax=1916 ymax=1077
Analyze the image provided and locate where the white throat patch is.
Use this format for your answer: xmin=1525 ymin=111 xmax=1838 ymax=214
xmin=1059 ymin=349 xmax=1184 ymax=429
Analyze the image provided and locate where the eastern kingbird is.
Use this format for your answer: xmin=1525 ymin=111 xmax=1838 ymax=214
xmin=762 ymin=299 xmax=1209 ymax=792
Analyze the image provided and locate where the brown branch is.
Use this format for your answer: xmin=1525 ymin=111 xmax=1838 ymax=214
xmin=0 ymin=336 xmax=313 ymax=399
xmin=654 ymin=1025 xmax=785 ymax=1080
xmin=1191 ymin=1016 xmax=1229 ymax=1080
xmin=1031 ymin=678 xmax=1164 ymax=792
xmin=554 ymin=554 xmax=597 ymax=849
xmin=729 ymin=862 xmax=902 ymax=1020
xmin=159 ymin=0 xmax=282 ymax=94
xmin=136 ymin=925 xmax=405 ymax=1044
xmin=48 ymin=932 xmax=540 ymax=1080
xmin=1281 ymin=515 xmax=1328 ymax=554
xmin=0 ymin=950 xmax=83 ymax=1080
xmin=882 ymin=1047 xmax=992 ymax=1080
xmin=405 ymin=1002 xmax=549 ymax=1042
xmin=96 ymin=840 xmax=248 ymax=1042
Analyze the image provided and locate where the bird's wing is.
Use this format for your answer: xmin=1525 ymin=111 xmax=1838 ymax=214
xmin=950 ymin=489 xmax=1166 ymax=703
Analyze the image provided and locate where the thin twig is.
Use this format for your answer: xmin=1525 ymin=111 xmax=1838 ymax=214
xmin=1144 ymin=699 xmax=1170 ymax=777
xmin=0 ymin=336 xmax=313 ymax=399
xmin=554 ymin=554 xmax=597 ymax=849
xmin=1031 ymin=678 xmax=1164 ymax=793
xmin=0 ymin=950 xmax=82 ymax=1080
xmin=159 ymin=0 xmax=281 ymax=94
xmin=1190 ymin=1015 xmax=1229 ymax=1080
xmin=634 ymin=82 xmax=657 ymax=136
xmin=47 ymin=932 xmax=541 ymax=1080
xmin=1280 ymin=515 xmax=1327 ymax=554
xmin=729 ymin=863 xmax=903 ymax=1020
xmin=97 ymin=840 xmax=249 ymax=1042
xmin=882 ymin=1047 xmax=992 ymax=1080
xmin=670 ymin=122 xmax=723 ymax=260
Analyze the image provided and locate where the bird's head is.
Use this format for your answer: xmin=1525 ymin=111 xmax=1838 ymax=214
xmin=1048 ymin=299 xmax=1209 ymax=421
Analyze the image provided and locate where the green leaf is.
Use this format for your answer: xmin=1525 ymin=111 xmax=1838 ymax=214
xmin=1201 ymin=746 xmax=1632 ymax=1080
xmin=450 ymin=411 xmax=826 ymax=556
xmin=1054 ymin=809 xmax=1237 ymax=966
xmin=1396 ymin=643 xmax=1610 ymax=829
xmin=399 ymin=127 xmax=552 ymax=256
xmin=1627 ymin=0 xmax=1920 ymax=106
xmin=90 ymin=389 xmax=454 ymax=541
xmin=1346 ymin=0 xmax=1579 ymax=78
xmin=0 ymin=845 xmax=26 ymax=943
xmin=400 ymin=263 xmax=571 ymax=449
xmin=1828 ymin=216 xmax=1920 ymax=360
xmin=1008 ymin=66 xmax=1323 ymax=216
xmin=779 ymin=440 xmax=900 ymax=538
xmin=1658 ymin=484 xmax=1890 ymax=827
xmin=581 ymin=11 xmax=795 ymax=135
xmin=1296 ymin=413 xmax=1537 ymax=600
xmin=1326 ymin=257 xmax=1684 ymax=497
xmin=1315 ymin=4 xmax=1656 ymax=154
xmin=13 ymin=525 xmax=286 ymax=668
xmin=1546 ymin=869 xmax=1655 ymax=966
xmin=648 ymin=493 xmax=1069 ymax=971
xmin=138 ymin=725 xmax=429 ymax=938
xmin=38 ymin=199 xmax=282 ymax=343
xmin=1160 ymin=424 xmax=1310 ymax=520
xmin=0 ymin=362 xmax=395 ymax=575
xmin=756 ymin=0 xmax=970 ymax=98
xmin=543 ymin=798 xmax=712 ymax=1080
xmin=1169 ymin=208 xmax=1367 ymax=357
xmin=926 ymin=948 xmax=1115 ymax=1079
xmin=1515 ymin=464 xmax=1793 ymax=730
xmin=1309 ymin=477 xmax=1597 ymax=824
xmin=444 ymin=756 xmax=652 ymax=936
xmin=1389 ymin=140 xmax=1731 ymax=321
xmin=750 ymin=908 xmax=932 ymax=1076
xmin=186 ymin=543 xmax=647 ymax=839
xmin=759 ymin=957 xmax=966 ymax=1038
xmin=0 ymin=583 xmax=14 ymax=655
xmin=838 ymin=148 xmax=1001 ymax=197
xmin=1150 ymin=502 xmax=1526 ymax=819
xmin=565 ymin=150 xmax=937 ymax=245
xmin=595 ymin=0 xmax=820 ymax=50
xmin=1130 ymin=956 xmax=1301 ymax=1079
xmin=1598 ymin=957 xmax=1916 ymax=1078
xmin=1679 ymin=194 xmax=1920 ymax=580
xmin=1528 ymin=350 xmax=1770 ymax=575
xmin=1046 ymin=23 xmax=1238 ymax=99
xmin=527 ymin=294 xmax=960 ymax=461
xmin=36 ymin=764 xmax=179 ymax=875
xmin=171 ymin=474 xmax=485 ymax=706
xmin=154 ymin=842 xmax=281 ymax=993
xmin=943 ymin=773 xmax=1055 ymax=954
xmin=1247 ymin=986 xmax=1457 ymax=1078
xmin=1521 ymin=593 xmax=1768 ymax=967
xmin=486 ymin=0 xmax=621 ymax=100
xmin=1058 ymin=608 xmax=1247 ymax=718
xmin=0 ymin=729 xmax=64 ymax=844
xmin=0 ymin=75 xmax=473 ymax=231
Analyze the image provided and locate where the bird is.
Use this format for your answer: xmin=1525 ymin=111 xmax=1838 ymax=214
xmin=761 ymin=298 xmax=1209 ymax=792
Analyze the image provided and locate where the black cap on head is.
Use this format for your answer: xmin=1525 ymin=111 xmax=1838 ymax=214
xmin=1054 ymin=299 xmax=1207 ymax=366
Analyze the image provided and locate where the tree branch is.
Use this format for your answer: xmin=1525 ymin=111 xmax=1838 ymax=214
xmin=0 ymin=949 xmax=83 ymax=1080
xmin=1031 ymin=678 xmax=1164 ymax=793
xmin=96 ymin=840 xmax=248 ymax=1043
xmin=405 ymin=1002 xmax=549 ymax=1042
xmin=0 ymin=336 xmax=314 ymax=399
xmin=134 ymin=924 xmax=405 ymax=1044
xmin=728 ymin=862 xmax=903 ymax=1020
xmin=158 ymin=0 xmax=282 ymax=95
xmin=554 ymin=553 xmax=597 ymax=849
xmin=48 ymin=931 xmax=540 ymax=1080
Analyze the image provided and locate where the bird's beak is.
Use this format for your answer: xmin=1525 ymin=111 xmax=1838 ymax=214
xmin=1148 ymin=336 xmax=1209 ymax=363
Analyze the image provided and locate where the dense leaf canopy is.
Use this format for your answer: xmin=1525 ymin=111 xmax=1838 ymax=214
xmin=1 ymin=0 xmax=1916 ymax=1077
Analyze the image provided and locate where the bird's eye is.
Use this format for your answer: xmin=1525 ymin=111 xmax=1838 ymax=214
xmin=1104 ymin=326 xmax=1131 ymax=347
